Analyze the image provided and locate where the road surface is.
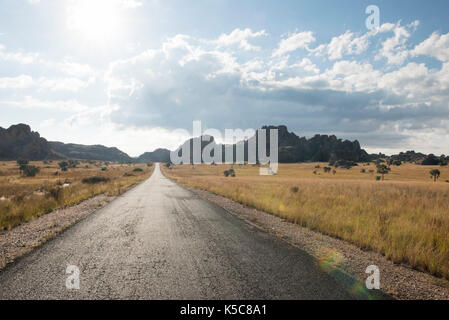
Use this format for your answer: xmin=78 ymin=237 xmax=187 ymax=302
xmin=0 ymin=164 xmax=374 ymax=299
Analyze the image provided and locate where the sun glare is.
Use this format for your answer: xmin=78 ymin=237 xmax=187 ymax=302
xmin=67 ymin=0 xmax=123 ymax=42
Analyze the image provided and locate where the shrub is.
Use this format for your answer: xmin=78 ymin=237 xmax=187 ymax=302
xmin=376 ymin=176 xmax=382 ymax=181
xmin=291 ymin=186 xmax=299 ymax=193
xmin=17 ymin=159 xmax=29 ymax=166
xmin=333 ymin=160 xmax=358 ymax=169
xmin=68 ymin=159 xmax=79 ymax=168
xmin=223 ymin=168 xmax=236 ymax=177
xmin=430 ymin=169 xmax=441 ymax=182
xmin=147 ymin=163 xmax=153 ymax=167
xmin=360 ymin=168 xmax=366 ymax=173
xmin=101 ymin=167 xmax=107 ymax=171
xmin=82 ymin=176 xmax=110 ymax=184
xmin=123 ymin=173 xmax=134 ymax=177
xmin=323 ymin=167 xmax=332 ymax=173
xmin=22 ymin=165 xmax=40 ymax=177
xmin=133 ymin=168 xmax=143 ymax=172
xmin=58 ymin=161 xmax=68 ymax=171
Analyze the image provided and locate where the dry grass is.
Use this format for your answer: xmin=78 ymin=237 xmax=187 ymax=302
xmin=162 ymin=162 xmax=449 ymax=279
xmin=0 ymin=161 xmax=153 ymax=230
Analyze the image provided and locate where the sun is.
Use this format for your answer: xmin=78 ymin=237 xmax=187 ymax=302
xmin=67 ymin=0 xmax=123 ymax=42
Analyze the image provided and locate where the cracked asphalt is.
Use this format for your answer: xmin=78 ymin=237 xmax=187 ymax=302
xmin=0 ymin=163 xmax=365 ymax=299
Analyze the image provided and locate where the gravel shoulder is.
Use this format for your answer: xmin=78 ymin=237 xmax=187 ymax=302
xmin=188 ymin=188 xmax=449 ymax=300
xmin=0 ymin=194 xmax=114 ymax=271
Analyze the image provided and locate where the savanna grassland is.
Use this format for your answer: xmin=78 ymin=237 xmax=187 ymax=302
xmin=162 ymin=162 xmax=449 ymax=279
xmin=0 ymin=160 xmax=154 ymax=230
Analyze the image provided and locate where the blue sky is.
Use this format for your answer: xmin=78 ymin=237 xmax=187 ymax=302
xmin=1 ymin=0 xmax=449 ymax=156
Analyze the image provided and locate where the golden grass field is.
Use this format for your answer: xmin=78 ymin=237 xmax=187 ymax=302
xmin=162 ymin=162 xmax=449 ymax=279
xmin=0 ymin=160 xmax=153 ymax=230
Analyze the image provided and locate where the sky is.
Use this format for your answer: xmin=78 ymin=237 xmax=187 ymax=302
xmin=1 ymin=0 xmax=449 ymax=156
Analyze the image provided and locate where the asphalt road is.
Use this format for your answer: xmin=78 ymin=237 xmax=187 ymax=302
xmin=0 ymin=163 xmax=373 ymax=300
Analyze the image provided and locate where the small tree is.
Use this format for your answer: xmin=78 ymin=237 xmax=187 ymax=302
xmin=58 ymin=161 xmax=69 ymax=171
xmin=17 ymin=159 xmax=29 ymax=172
xmin=430 ymin=169 xmax=441 ymax=182
xmin=22 ymin=165 xmax=40 ymax=177
xmin=68 ymin=159 xmax=79 ymax=168
xmin=376 ymin=164 xmax=391 ymax=181
xmin=17 ymin=159 xmax=29 ymax=166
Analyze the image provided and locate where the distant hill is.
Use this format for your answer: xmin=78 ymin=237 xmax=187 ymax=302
xmin=0 ymin=124 xmax=58 ymax=160
xmin=135 ymin=148 xmax=171 ymax=163
xmin=173 ymin=125 xmax=371 ymax=164
xmin=48 ymin=141 xmax=133 ymax=163
xmin=0 ymin=124 xmax=133 ymax=162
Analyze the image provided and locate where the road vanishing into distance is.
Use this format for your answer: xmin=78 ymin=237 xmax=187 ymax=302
xmin=0 ymin=164 xmax=379 ymax=300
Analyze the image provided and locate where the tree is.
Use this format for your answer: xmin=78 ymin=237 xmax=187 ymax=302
xmin=17 ymin=159 xmax=29 ymax=172
xmin=58 ymin=161 xmax=69 ymax=171
xmin=17 ymin=159 xmax=29 ymax=166
xmin=376 ymin=164 xmax=391 ymax=181
xmin=22 ymin=165 xmax=40 ymax=177
xmin=430 ymin=169 xmax=441 ymax=182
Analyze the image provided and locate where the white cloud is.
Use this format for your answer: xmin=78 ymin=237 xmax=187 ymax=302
xmin=412 ymin=32 xmax=449 ymax=62
xmin=0 ymin=45 xmax=38 ymax=64
xmin=59 ymin=60 xmax=95 ymax=78
xmin=37 ymin=76 xmax=94 ymax=92
xmin=376 ymin=22 xmax=413 ymax=65
xmin=215 ymin=28 xmax=267 ymax=51
xmin=273 ymin=31 xmax=315 ymax=56
xmin=117 ymin=0 xmax=143 ymax=8
xmin=319 ymin=31 xmax=369 ymax=60
xmin=0 ymin=75 xmax=34 ymax=89
xmin=0 ymin=96 xmax=90 ymax=112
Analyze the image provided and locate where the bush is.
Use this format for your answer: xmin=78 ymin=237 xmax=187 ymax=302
xmin=376 ymin=176 xmax=382 ymax=181
xmin=101 ymin=167 xmax=107 ymax=171
xmin=224 ymin=168 xmax=235 ymax=177
xmin=333 ymin=160 xmax=358 ymax=169
xmin=22 ymin=165 xmax=40 ymax=177
xmin=17 ymin=159 xmax=29 ymax=166
xmin=68 ymin=159 xmax=79 ymax=168
xmin=147 ymin=162 xmax=153 ymax=167
xmin=291 ymin=186 xmax=299 ymax=193
xmin=58 ymin=161 xmax=68 ymax=171
xmin=82 ymin=176 xmax=110 ymax=184
xmin=133 ymin=168 xmax=143 ymax=172
xmin=360 ymin=168 xmax=366 ymax=173
xmin=123 ymin=173 xmax=134 ymax=177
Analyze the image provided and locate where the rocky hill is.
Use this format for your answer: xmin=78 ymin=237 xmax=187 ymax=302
xmin=173 ymin=125 xmax=371 ymax=164
xmin=135 ymin=148 xmax=171 ymax=163
xmin=0 ymin=124 xmax=57 ymax=160
xmin=48 ymin=141 xmax=133 ymax=163
xmin=0 ymin=124 xmax=134 ymax=162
